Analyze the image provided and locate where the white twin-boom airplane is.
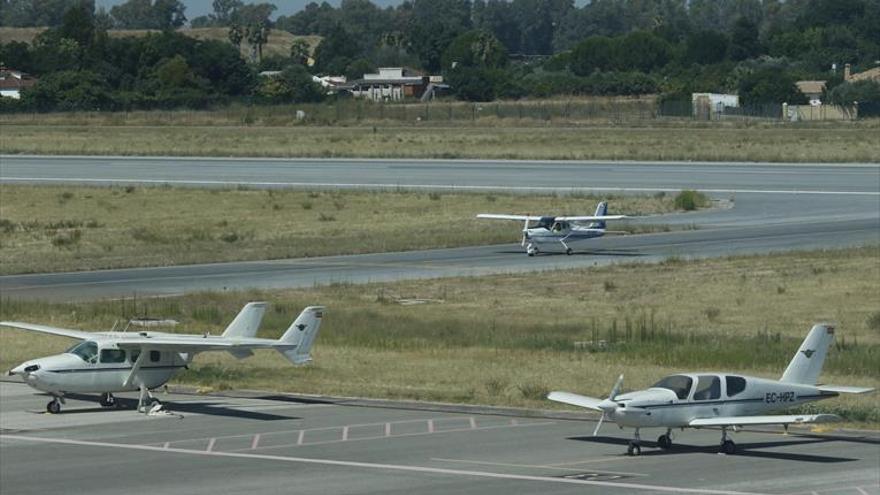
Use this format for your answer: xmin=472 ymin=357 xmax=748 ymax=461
xmin=3 ymin=303 xmax=324 ymax=414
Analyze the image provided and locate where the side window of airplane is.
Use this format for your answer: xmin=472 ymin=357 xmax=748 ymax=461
xmin=150 ymin=350 xmax=161 ymax=363
xmin=130 ymin=349 xmax=140 ymax=363
xmin=100 ymin=349 xmax=126 ymax=364
xmin=726 ymin=376 xmax=747 ymax=397
xmin=693 ymin=375 xmax=721 ymax=400
xmin=68 ymin=340 xmax=99 ymax=363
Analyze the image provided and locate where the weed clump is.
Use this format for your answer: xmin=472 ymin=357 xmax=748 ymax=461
xmin=674 ymin=190 xmax=709 ymax=211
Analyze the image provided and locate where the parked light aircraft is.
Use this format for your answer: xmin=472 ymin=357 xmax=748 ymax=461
xmin=3 ymin=303 xmax=324 ymax=414
xmin=548 ymin=324 xmax=873 ymax=455
xmin=477 ymin=201 xmax=628 ymax=256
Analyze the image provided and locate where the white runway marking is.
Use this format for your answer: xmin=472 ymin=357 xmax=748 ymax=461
xmin=3 ymin=434 xmax=768 ymax=495
xmin=430 ymin=458 xmax=647 ymax=477
xmin=3 ymin=177 xmax=878 ymax=196
xmin=250 ymin=434 xmax=260 ymax=450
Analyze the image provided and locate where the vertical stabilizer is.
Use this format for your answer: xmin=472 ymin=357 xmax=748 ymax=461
xmin=221 ymin=302 xmax=268 ymax=338
xmin=780 ymin=324 xmax=835 ymax=384
xmin=276 ymin=306 xmax=325 ymax=364
xmin=589 ymin=201 xmax=609 ymax=229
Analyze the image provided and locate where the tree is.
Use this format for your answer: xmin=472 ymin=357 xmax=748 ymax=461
xmin=684 ymin=30 xmax=729 ymax=65
xmin=738 ymin=68 xmax=806 ymax=105
xmin=827 ymin=80 xmax=880 ymax=105
xmin=232 ymin=2 xmax=276 ymax=26
xmin=289 ymin=38 xmax=310 ymax=65
xmin=313 ymin=23 xmax=359 ymax=74
xmin=245 ymin=22 xmax=270 ymax=62
xmin=228 ymin=23 xmax=243 ymax=50
xmin=616 ymin=31 xmax=671 ymax=72
xmin=446 ymin=66 xmax=500 ymax=101
xmin=729 ymin=17 xmax=760 ymax=61
xmin=110 ymin=0 xmax=186 ymax=30
xmin=257 ymin=64 xmax=323 ymax=103
xmin=405 ymin=0 xmax=472 ymax=72
xmin=211 ymin=0 xmax=243 ymax=25
xmin=570 ymin=35 xmax=615 ymax=76
xmin=441 ymin=30 xmax=507 ymax=71
xmin=58 ymin=2 xmax=95 ymax=48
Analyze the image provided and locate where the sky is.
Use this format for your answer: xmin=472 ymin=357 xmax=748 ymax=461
xmin=95 ymin=1 xmax=403 ymax=20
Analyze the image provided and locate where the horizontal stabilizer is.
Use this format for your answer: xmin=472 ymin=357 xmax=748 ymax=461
xmin=547 ymin=391 xmax=604 ymax=411
xmin=689 ymin=414 xmax=840 ymax=427
xmin=817 ymin=385 xmax=875 ymax=394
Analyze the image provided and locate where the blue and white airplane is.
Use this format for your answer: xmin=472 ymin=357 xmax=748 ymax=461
xmin=548 ymin=324 xmax=874 ymax=455
xmin=478 ymin=201 xmax=628 ymax=256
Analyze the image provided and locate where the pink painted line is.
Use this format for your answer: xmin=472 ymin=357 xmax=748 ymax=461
xmin=206 ymin=438 xmax=216 ymax=453
xmin=250 ymin=434 xmax=260 ymax=450
xmin=428 ymin=420 xmax=435 ymax=433
xmin=469 ymin=417 xmax=476 ymax=429
xmin=385 ymin=423 xmax=391 ymax=437
xmin=297 ymin=430 xmax=305 ymax=445
xmin=342 ymin=426 xmax=349 ymax=441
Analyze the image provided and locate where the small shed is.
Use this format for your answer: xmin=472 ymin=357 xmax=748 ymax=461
xmin=692 ymin=93 xmax=739 ymax=120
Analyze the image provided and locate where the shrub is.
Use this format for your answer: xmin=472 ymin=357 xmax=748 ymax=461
xmin=674 ymin=190 xmax=710 ymax=211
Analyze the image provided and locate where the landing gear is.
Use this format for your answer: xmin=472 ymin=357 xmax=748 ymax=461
xmin=526 ymin=243 xmax=539 ymax=257
xmin=626 ymin=428 xmax=642 ymax=456
xmin=46 ymin=395 xmax=64 ymax=414
xmin=657 ymin=429 xmax=673 ymax=450
xmin=99 ymin=392 xmax=117 ymax=408
xmin=560 ymin=239 xmax=573 ymax=255
xmin=719 ymin=427 xmax=736 ymax=454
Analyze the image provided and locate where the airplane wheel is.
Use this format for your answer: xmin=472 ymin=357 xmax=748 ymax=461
xmin=657 ymin=434 xmax=672 ymax=450
xmin=99 ymin=393 xmax=116 ymax=408
xmin=720 ymin=440 xmax=736 ymax=455
xmin=565 ymin=248 xmax=573 ymax=255
xmin=627 ymin=442 xmax=641 ymax=456
xmin=46 ymin=400 xmax=61 ymax=414
xmin=527 ymin=252 xmax=535 ymax=257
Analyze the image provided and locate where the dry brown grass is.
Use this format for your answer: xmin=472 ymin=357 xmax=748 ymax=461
xmin=0 ymin=185 xmax=675 ymax=274
xmin=1 ymin=124 xmax=878 ymax=162
xmin=1 ymin=247 xmax=877 ymax=424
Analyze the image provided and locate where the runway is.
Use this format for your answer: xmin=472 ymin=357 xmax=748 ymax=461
xmin=0 ymin=156 xmax=878 ymax=301
xmin=1 ymin=381 xmax=877 ymax=495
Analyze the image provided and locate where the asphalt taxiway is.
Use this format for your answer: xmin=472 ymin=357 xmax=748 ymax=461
xmin=1 ymin=381 xmax=877 ymax=495
xmin=0 ymin=156 xmax=878 ymax=301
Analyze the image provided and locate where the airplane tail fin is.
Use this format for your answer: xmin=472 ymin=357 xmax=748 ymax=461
xmin=780 ymin=323 xmax=835 ymax=384
xmin=589 ymin=201 xmax=608 ymax=229
xmin=275 ymin=306 xmax=325 ymax=365
xmin=221 ymin=302 xmax=268 ymax=339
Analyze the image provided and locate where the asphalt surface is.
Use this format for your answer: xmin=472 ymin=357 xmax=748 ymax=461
xmin=1 ymin=156 xmax=878 ymax=301
xmin=1 ymin=381 xmax=878 ymax=495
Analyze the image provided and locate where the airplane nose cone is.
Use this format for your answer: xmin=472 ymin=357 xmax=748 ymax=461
xmin=9 ymin=362 xmax=39 ymax=376
xmin=597 ymin=398 xmax=618 ymax=413
xmin=9 ymin=363 xmax=26 ymax=376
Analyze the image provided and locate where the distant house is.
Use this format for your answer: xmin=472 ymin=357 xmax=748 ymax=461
xmin=344 ymin=67 xmax=446 ymax=102
xmin=844 ymin=63 xmax=880 ymax=83
xmin=0 ymin=68 xmax=37 ymax=99
xmin=795 ymin=80 xmax=826 ymax=105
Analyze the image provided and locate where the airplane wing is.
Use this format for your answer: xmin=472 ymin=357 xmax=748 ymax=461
xmin=0 ymin=321 xmax=94 ymax=340
xmin=476 ymin=214 xmax=546 ymax=221
xmin=113 ymin=337 xmax=279 ymax=353
xmin=547 ymin=391 xmax=604 ymax=411
xmin=556 ymin=215 xmax=628 ymax=222
xmin=817 ymin=385 xmax=875 ymax=394
xmin=688 ymin=414 xmax=840 ymax=427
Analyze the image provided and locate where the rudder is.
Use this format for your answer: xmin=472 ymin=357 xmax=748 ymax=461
xmin=276 ymin=306 xmax=325 ymax=364
xmin=780 ymin=323 xmax=835 ymax=384
xmin=222 ymin=302 xmax=268 ymax=338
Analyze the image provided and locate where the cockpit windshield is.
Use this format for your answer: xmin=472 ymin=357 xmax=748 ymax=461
xmin=651 ymin=374 xmax=693 ymax=400
xmin=67 ymin=340 xmax=98 ymax=363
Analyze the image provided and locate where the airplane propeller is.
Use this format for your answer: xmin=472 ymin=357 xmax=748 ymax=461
xmin=593 ymin=374 xmax=624 ymax=436
xmin=521 ymin=217 xmax=530 ymax=247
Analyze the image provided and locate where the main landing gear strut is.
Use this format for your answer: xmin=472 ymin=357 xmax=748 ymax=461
xmin=46 ymin=395 xmax=64 ymax=414
xmin=657 ymin=428 xmax=673 ymax=450
xmin=99 ymin=392 xmax=117 ymax=408
xmin=720 ymin=426 xmax=736 ymax=454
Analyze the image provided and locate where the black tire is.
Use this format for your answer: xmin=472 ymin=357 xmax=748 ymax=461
xmin=566 ymin=248 xmax=573 ymax=255
xmin=627 ymin=442 xmax=641 ymax=456
xmin=47 ymin=400 xmax=61 ymax=414
xmin=658 ymin=434 xmax=672 ymax=450
xmin=721 ymin=440 xmax=736 ymax=455
xmin=527 ymin=252 xmax=535 ymax=257
xmin=99 ymin=393 xmax=116 ymax=408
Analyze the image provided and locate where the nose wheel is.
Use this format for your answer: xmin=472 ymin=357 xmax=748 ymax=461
xmin=99 ymin=392 xmax=117 ymax=408
xmin=526 ymin=243 xmax=539 ymax=257
xmin=46 ymin=396 xmax=64 ymax=414
xmin=626 ymin=428 xmax=642 ymax=456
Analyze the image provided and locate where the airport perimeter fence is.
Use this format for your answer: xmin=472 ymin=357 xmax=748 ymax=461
xmin=2 ymin=98 xmax=871 ymax=126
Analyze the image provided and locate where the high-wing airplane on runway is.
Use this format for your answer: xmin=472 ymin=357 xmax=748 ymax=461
xmin=477 ymin=201 xmax=628 ymax=256
xmin=548 ymin=323 xmax=873 ymax=455
xmin=3 ymin=303 xmax=324 ymax=414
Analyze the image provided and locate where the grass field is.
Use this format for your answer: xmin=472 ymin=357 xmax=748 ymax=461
xmin=2 ymin=124 xmax=878 ymax=162
xmin=1 ymin=247 xmax=878 ymax=425
xmin=0 ymin=185 xmax=682 ymax=274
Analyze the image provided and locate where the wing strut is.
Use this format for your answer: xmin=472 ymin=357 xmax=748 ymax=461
xmin=123 ymin=348 xmax=148 ymax=389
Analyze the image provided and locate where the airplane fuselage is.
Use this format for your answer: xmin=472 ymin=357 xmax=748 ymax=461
xmin=12 ymin=339 xmax=190 ymax=395
xmin=609 ymin=373 xmax=838 ymax=429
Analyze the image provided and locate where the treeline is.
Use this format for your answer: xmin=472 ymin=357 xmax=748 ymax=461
xmin=1 ymin=0 xmax=879 ymax=110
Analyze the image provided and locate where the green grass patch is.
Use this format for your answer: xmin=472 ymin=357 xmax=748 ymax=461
xmin=1 ymin=247 xmax=877 ymax=426
xmin=0 ymin=185 xmax=681 ymax=275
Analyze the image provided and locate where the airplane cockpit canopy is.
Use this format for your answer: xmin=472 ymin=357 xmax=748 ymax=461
xmin=533 ymin=217 xmax=555 ymax=230
xmin=66 ymin=340 xmax=98 ymax=363
xmin=651 ymin=374 xmax=693 ymax=400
